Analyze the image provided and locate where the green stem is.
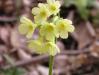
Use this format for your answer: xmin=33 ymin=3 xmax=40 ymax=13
xmin=49 ymin=56 xmax=54 ymax=75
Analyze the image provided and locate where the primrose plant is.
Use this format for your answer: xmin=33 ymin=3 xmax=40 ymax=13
xmin=18 ymin=0 xmax=75 ymax=75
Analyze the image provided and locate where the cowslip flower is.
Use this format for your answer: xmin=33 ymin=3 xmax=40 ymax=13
xmin=46 ymin=0 xmax=61 ymax=15
xmin=28 ymin=40 xmax=48 ymax=54
xmin=18 ymin=17 xmax=36 ymax=38
xmin=55 ymin=19 xmax=75 ymax=38
xmin=44 ymin=42 xmax=60 ymax=56
xmin=18 ymin=0 xmax=75 ymax=57
xmin=40 ymin=22 xmax=56 ymax=41
xmin=17 ymin=1 xmax=75 ymax=75
xmin=32 ymin=3 xmax=50 ymax=21
xmin=34 ymin=16 xmax=46 ymax=25
xmin=28 ymin=40 xmax=60 ymax=56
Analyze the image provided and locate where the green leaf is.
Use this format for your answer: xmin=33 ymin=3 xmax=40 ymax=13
xmin=0 ymin=68 xmax=25 ymax=75
xmin=74 ymin=0 xmax=88 ymax=8
xmin=64 ymin=0 xmax=74 ymax=7
xmin=78 ymin=7 xmax=89 ymax=20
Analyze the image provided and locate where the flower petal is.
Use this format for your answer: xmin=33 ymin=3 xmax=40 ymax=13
xmin=65 ymin=19 xmax=72 ymax=24
xmin=28 ymin=40 xmax=48 ymax=54
xmin=26 ymin=29 xmax=33 ymax=38
xmin=46 ymin=33 xmax=55 ymax=41
xmin=18 ymin=24 xmax=28 ymax=34
xmin=55 ymin=1 xmax=61 ymax=8
xmin=38 ymin=3 xmax=45 ymax=8
xmin=20 ymin=17 xmax=33 ymax=25
xmin=47 ymin=0 xmax=55 ymax=4
xmin=28 ymin=40 xmax=42 ymax=53
xmin=44 ymin=42 xmax=60 ymax=56
xmin=66 ymin=25 xmax=75 ymax=32
xmin=32 ymin=7 xmax=39 ymax=15
xmin=40 ymin=23 xmax=56 ymax=41
xmin=60 ymin=31 xmax=68 ymax=39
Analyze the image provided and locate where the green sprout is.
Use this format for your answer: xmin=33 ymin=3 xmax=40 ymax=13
xmin=64 ymin=0 xmax=95 ymax=20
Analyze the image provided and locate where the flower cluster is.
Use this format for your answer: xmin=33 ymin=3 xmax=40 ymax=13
xmin=18 ymin=0 xmax=75 ymax=56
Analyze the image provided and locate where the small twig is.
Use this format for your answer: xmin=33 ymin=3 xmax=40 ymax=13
xmin=1 ymin=55 xmax=49 ymax=70
xmin=67 ymin=11 xmax=79 ymax=40
xmin=0 ymin=16 xmax=17 ymax=22
xmin=61 ymin=49 xmax=90 ymax=55
xmin=0 ymin=49 xmax=91 ymax=70
xmin=67 ymin=11 xmax=74 ymax=21
xmin=86 ymin=21 xmax=96 ymax=38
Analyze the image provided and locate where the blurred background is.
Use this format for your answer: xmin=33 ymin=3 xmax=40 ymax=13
xmin=0 ymin=0 xmax=99 ymax=75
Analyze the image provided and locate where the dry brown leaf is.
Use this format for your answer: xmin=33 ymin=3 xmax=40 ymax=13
xmin=74 ymin=22 xmax=94 ymax=49
xmin=56 ymin=41 xmax=65 ymax=51
xmin=0 ymin=45 xmax=8 ymax=53
xmin=54 ymin=55 xmax=69 ymax=68
xmin=28 ymin=68 xmax=39 ymax=75
xmin=76 ymin=54 xmax=88 ymax=65
xmin=96 ymin=28 xmax=99 ymax=40
xmin=4 ymin=0 xmax=15 ymax=15
xmin=17 ymin=49 xmax=32 ymax=60
xmin=10 ymin=28 xmax=21 ymax=48
xmin=90 ymin=41 xmax=99 ymax=57
xmin=37 ymin=65 xmax=49 ymax=75
xmin=0 ymin=26 xmax=10 ymax=46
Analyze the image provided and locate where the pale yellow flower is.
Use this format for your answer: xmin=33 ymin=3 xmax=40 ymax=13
xmin=28 ymin=40 xmax=48 ymax=54
xmin=34 ymin=16 xmax=46 ymax=25
xmin=18 ymin=0 xmax=76 ymax=57
xmin=44 ymin=42 xmax=60 ymax=56
xmin=18 ymin=17 xmax=36 ymax=38
xmin=28 ymin=40 xmax=60 ymax=56
xmin=32 ymin=3 xmax=50 ymax=20
xmin=47 ymin=0 xmax=61 ymax=15
xmin=55 ymin=19 xmax=75 ymax=38
xmin=40 ymin=23 xmax=56 ymax=41
xmin=47 ymin=0 xmax=55 ymax=5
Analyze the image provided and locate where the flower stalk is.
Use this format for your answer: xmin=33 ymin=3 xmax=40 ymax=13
xmin=49 ymin=56 xmax=54 ymax=75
